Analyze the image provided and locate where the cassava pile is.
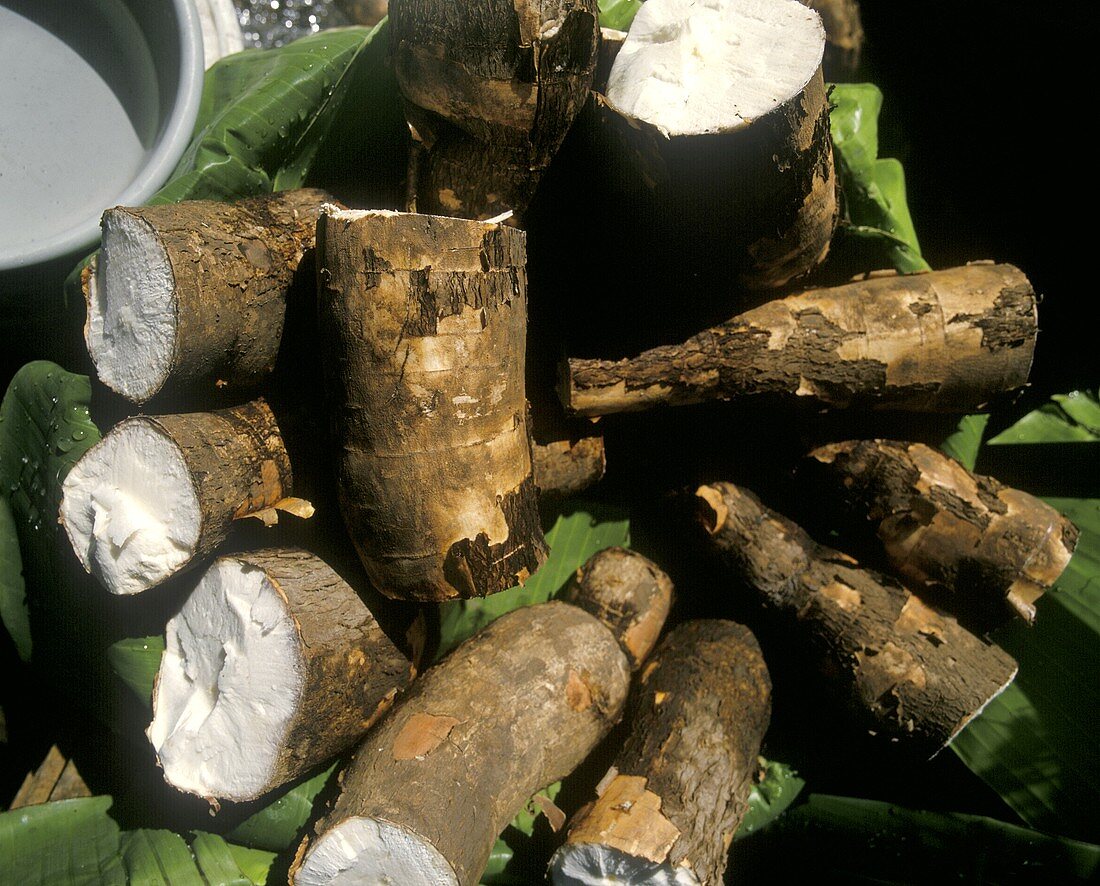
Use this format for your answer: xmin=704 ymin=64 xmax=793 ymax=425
xmin=52 ymin=0 xmax=1072 ymax=882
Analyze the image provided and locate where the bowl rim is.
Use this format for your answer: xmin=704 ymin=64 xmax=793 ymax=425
xmin=0 ymin=0 xmax=205 ymax=272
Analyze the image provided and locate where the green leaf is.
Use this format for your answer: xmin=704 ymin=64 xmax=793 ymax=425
xmin=155 ymin=24 xmax=388 ymax=204
xmin=437 ymin=503 xmax=630 ymax=659
xmin=225 ymin=843 xmax=277 ymax=886
xmin=0 ymin=797 xmax=126 ymax=885
xmin=829 ymin=83 xmax=930 ymax=274
xmin=738 ymin=794 xmax=1100 ymax=881
xmin=121 ymin=830 xmax=205 ymax=886
xmin=989 ymin=390 xmax=1100 ymax=444
xmin=107 ymin=635 xmax=165 ymax=707
xmin=227 ymin=763 xmax=338 ymax=852
xmin=599 ymin=0 xmax=642 ymax=30
xmin=511 ymin=782 xmax=562 ymax=839
xmin=190 ymin=832 xmax=260 ymax=886
xmin=736 ymin=758 xmax=807 ymax=838
xmin=0 ymin=362 xmax=101 ymax=664
xmin=948 ymin=392 xmax=1100 ymax=840
xmin=940 ymin=413 xmax=990 ymax=471
xmin=480 ymin=784 xmax=562 ymax=885
xmin=0 ymin=494 xmax=31 ymax=659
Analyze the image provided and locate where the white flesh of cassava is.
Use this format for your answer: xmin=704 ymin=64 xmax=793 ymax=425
xmin=294 ymin=818 xmax=459 ymax=886
xmin=86 ymin=209 xmax=176 ymax=402
xmin=550 ymin=843 xmax=701 ymax=886
xmin=606 ymin=0 xmax=824 ymax=136
xmin=148 ymin=558 xmax=304 ymax=801
xmin=60 ymin=420 xmax=200 ymax=595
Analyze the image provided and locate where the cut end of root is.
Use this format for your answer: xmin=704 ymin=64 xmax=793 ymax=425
xmin=60 ymin=420 xmax=201 ymax=595
xmin=549 ymin=844 xmax=700 ymax=886
xmin=148 ymin=557 xmax=304 ymax=801
xmin=606 ymin=0 xmax=824 ymax=136
xmin=293 ymin=817 xmax=458 ymax=886
xmin=694 ymin=485 xmax=728 ymax=535
xmin=85 ymin=209 xmax=176 ymax=403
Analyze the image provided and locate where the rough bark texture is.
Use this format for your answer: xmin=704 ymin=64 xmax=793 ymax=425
xmin=219 ymin=548 xmax=410 ymax=795
xmin=533 ymin=434 xmax=606 ymax=500
xmin=391 ymin=0 xmax=599 ymax=219
xmin=561 ymin=547 xmax=672 ymax=670
xmin=335 ymin=0 xmax=388 ymax=26
xmin=597 ymin=65 xmax=836 ymax=291
xmin=317 ymin=210 xmax=547 ymax=602
xmin=565 ymin=264 xmax=1037 ymax=417
xmin=806 ymin=440 xmax=1079 ymax=624
xmin=86 ymin=189 xmax=337 ymax=402
xmin=804 ymin=0 xmax=863 ymax=80
xmin=290 ymin=601 xmax=632 ymax=885
xmin=554 ymin=621 xmax=771 ymax=885
xmin=696 ymin=482 xmax=1019 ymax=756
xmin=132 ymin=398 xmax=300 ymax=576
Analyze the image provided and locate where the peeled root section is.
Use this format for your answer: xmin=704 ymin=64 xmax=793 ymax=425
xmin=149 ymin=549 xmax=409 ymax=803
xmin=84 ymin=189 xmax=336 ymax=403
xmin=564 ymin=264 xmax=1038 ymax=417
xmin=551 ymin=620 xmax=771 ymax=886
xmin=61 ymin=398 xmax=300 ymax=595
xmin=806 ymin=440 xmax=1080 ymax=624
xmin=317 ymin=209 xmax=546 ymax=601
xmin=291 ymin=601 xmax=637 ymax=885
xmin=696 ymin=482 xmax=1019 ymax=755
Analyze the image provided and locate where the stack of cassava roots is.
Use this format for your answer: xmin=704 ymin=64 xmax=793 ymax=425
xmin=56 ymin=0 xmax=1074 ymax=882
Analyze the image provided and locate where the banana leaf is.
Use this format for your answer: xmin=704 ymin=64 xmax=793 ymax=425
xmin=227 ymin=764 xmax=338 ymax=853
xmin=948 ymin=393 xmax=1100 ymax=841
xmin=598 ymin=0 xmax=642 ymax=30
xmin=436 ymin=503 xmax=631 ymax=660
xmin=735 ymin=759 xmax=807 ymax=838
xmin=734 ymin=794 xmax=1100 ymax=881
xmin=0 ymin=363 xmax=100 ymax=663
xmin=107 ymin=635 xmax=165 ymax=707
xmin=0 ymin=797 xmax=125 ymax=885
xmin=0 ymin=494 xmax=30 ymax=660
xmin=829 ymin=83 xmax=930 ymax=275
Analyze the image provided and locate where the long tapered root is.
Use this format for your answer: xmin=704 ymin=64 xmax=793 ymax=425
xmin=551 ymin=620 xmax=771 ymax=886
xmin=806 ymin=440 xmax=1079 ymax=623
xmin=696 ymin=482 xmax=1018 ymax=755
xmin=564 ymin=264 xmax=1037 ymax=417
xmin=148 ymin=549 xmax=409 ymax=803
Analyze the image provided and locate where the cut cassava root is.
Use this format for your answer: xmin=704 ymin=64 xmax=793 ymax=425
xmin=600 ymin=0 xmax=837 ymax=289
xmin=60 ymin=398 xmax=309 ymax=595
xmin=84 ymin=189 xmax=337 ymax=403
xmin=564 ymin=264 xmax=1037 ymax=417
xmin=390 ymin=0 xmax=600 ymax=218
xmin=806 ymin=440 xmax=1079 ymax=623
xmin=550 ymin=620 xmax=771 ymax=886
xmin=148 ymin=548 xmax=409 ymax=803
xmin=696 ymin=482 xmax=1018 ymax=755
xmin=317 ymin=208 xmax=546 ymax=602
xmin=290 ymin=600 xmax=643 ymax=885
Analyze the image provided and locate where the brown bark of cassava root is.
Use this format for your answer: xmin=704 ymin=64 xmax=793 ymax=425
xmin=803 ymin=0 xmax=864 ymax=80
xmin=696 ymin=482 xmax=1018 ymax=756
xmin=290 ymin=601 xmax=645 ymax=885
xmin=150 ymin=548 xmax=410 ymax=801
xmin=597 ymin=56 xmax=836 ymax=290
xmin=61 ymin=397 xmax=311 ymax=595
xmin=564 ymin=264 xmax=1037 ymax=417
xmin=533 ymin=434 xmax=607 ymax=500
xmin=561 ymin=547 xmax=672 ymax=670
xmin=551 ymin=620 xmax=771 ymax=885
xmin=806 ymin=440 xmax=1079 ymax=623
xmin=317 ymin=209 xmax=547 ymax=602
xmin=85 ymin=189 xmax=338 ymax=403
xmin=390 ymin=0 xmax=599 ymax=219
